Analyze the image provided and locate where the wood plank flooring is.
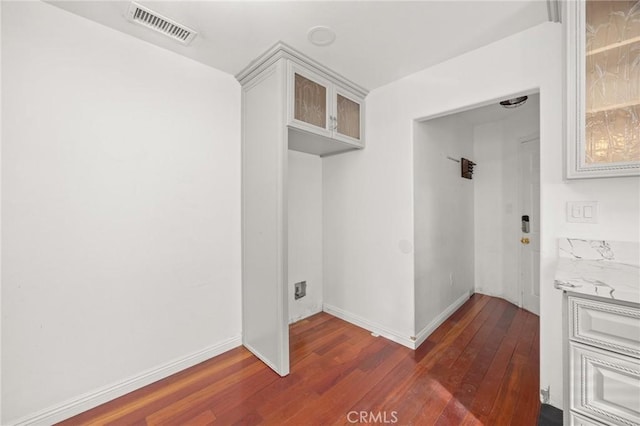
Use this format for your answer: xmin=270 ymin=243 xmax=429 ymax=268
xmin=59 ymin=294 xmax=540 ymax=425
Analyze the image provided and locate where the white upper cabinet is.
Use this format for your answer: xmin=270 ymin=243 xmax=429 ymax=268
xmin=566 ymin=0 xmax=640 ymax=178
xmin=236 ymin=42 xmax=368 ymax=157
xmin=287 ymin=61 xmax=365 ymax=150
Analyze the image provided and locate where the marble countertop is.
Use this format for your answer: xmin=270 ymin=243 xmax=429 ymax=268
xmin=554 ymin=258 xmax=640 ymax=304
xmin=554 ymin=239 xmax=640 ymax=305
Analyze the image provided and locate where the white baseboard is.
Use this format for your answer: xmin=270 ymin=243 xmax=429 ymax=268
xmin=322 ymin=303 xmax=414 ymax=349
xmin=10 ymin=335 xmax=242 ymax=426
xmin=289 ymin=304 xmax=324 ymax=324
xmin=474 ymin=289 xmax=521 ymax=308
xmin=413 ymin=291 xmax=471 ymax=349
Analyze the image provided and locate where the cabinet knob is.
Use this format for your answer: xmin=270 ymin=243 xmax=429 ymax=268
xmin=521 ymin=237 xmax=530 ymax=245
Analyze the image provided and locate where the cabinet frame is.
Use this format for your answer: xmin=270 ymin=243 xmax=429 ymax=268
xmin=237 ymin=42 xmax=369 ymax=377
xmin=565 ymin=0 xmax=640 ymax=179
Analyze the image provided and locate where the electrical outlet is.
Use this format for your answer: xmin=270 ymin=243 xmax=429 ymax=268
xmin=540 ymin=386 xmax=550 ymax=404
xmin=294 ymin=281 xmax=306 ymax=300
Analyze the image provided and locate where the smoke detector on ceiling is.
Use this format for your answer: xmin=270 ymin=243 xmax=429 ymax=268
xmin=307 ymin=26 xmax=336 ymax=46
xmin=126 ymin=2 xmax=197 ymax=45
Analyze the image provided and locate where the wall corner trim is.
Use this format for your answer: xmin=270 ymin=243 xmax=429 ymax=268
xmin=8 ymin=335 xmax=242 ymax=426
xmin=322 ymin=304 xmax=414 ymax=349
xmin=413 ymin=291 xmax=472 ymax=349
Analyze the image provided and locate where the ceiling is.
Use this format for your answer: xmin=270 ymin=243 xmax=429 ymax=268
xmin=49 ymin=1 xmax=550 ymax=91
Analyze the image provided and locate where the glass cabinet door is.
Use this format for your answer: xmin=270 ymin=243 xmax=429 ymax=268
xmin=566 ymin=0 xmax=640 ymax=178
xmin=585 ymin=0 xmax=639 ymax=165
xmin=336 ymin=92 xmax=361 ymax=141
xmin=293 ymin=72 xmax=329 ymax=132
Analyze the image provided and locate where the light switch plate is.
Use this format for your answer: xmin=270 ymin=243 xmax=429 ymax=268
xmin=566 ymin=201 xmax=598 ymax=223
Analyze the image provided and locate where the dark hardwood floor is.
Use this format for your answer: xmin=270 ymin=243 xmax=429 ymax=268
xmin=59 ymin=294 xmax=540 ymax=425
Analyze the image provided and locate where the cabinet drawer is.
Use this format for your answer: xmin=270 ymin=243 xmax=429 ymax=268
xmin=571 ymin=343 xmax=640 ymax=426
xmin=570 ymin=411 xmax=606 ymax=426
xmin=570 ymin=296 xmax=640 ymax=358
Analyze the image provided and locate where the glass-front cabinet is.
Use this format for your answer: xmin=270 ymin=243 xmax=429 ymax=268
xmin=288 ymin=62 xmax=364 ymax=148
xmin=566 ymin=0 xmax=640 ymax=178
xmin=335 ymin=89 xmax=362 ymax=142
xmin=291 ymin=66 xmax=332 ymax=138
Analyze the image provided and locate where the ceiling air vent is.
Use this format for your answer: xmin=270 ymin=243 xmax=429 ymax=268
xmin=126 ymin=2 xmax=197 ymax=45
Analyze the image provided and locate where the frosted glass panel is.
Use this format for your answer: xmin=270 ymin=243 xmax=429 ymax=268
xmin=336 ymin=94 xmax=360 ymax=140
xmin=294 ymin=73 xmax=327 ymax=129
xmin=584 ymin=1 xmax=640 ymax=164
xmin=586 ymin=106 xmax=640 ymax=163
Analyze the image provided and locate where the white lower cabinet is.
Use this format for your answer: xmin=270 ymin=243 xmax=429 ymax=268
xmin=571 ymin=411 xmax=607 ymax=426
xmin=569 ymin=297 xmax=640 ymax=359
xmin=565 ymin=295 xmax=640 ymax=426
xmin=571 ymin=343 xmax=640 ymax=426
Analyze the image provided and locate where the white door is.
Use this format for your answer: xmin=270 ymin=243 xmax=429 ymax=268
xmin=519 ymin=137 xmax=540 ymax=315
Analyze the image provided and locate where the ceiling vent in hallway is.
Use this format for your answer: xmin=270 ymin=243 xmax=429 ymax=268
xmin=126 ymin=2 xmax=197 ymax=45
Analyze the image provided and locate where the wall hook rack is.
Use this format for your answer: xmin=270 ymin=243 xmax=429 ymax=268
xmin=461 ymin=158 xmax=476 ymax=179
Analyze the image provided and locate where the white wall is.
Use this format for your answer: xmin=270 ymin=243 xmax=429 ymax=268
xmin=413 ymin=116 xmax=474 ymax=333
xmin=1 ymin=2 xmax=241 ymax=423
xmin=323 ymin=140 xmax=415 ymax=344
xmin=473 ymin=122 xmax=505 ymax=299
xmin=473 ymin=95 xmax=540 ymax=305
xmin=323 ymin=22 xmax=563 ymax=350
xmin=0 ymin=1 xmax=3 ymax=421
xmin=324 ymin=21 xmax=640 ymax=409
xmin=288 ymin=150 xmax=323 ymax=323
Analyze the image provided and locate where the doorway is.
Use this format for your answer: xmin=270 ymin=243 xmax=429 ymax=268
xmin=468 ymin=93 xmax=541 ymax=313
xmin=414 ymin=92 xmax=541 ymax=317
